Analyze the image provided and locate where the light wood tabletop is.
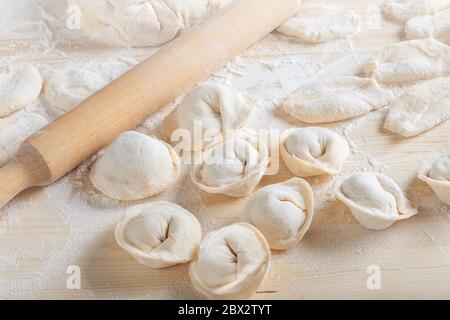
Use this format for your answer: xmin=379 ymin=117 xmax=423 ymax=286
xmin=0 ymin=0 xmax=449 ymax=299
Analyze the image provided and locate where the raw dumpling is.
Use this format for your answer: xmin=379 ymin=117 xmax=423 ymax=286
xmin=364 ymin=39 xmax=450 ymax=84
xmin=45 ymin=66 xmax=107 ymax=115
xmin=0 ymin=66 xmax=42 ymax=117
xmin=384 ymin=77 xmax=450 ymax=137
xmin=282 ymin=77 xmax=394 ymax=124
xmin=68 ymin=0 xmax=232 ymax=47
xmin=0 ymin=113 xmax=48 ymax=166
xmin=241 ymin=178 xmax=314 ymax=250
xmin=191 ymin=135 xmax=269 ymax=197
xmin=418 ymin=152 xmax=450 ymax=205
xmin=277 ymin=4 xmax=360 ymax=43
xmin=115 ymin=201 xmax=202 ymax=268
xmin=406 ymin=8 xmax=450 ymax=44
xmin=280 ymin=127 xmax=350 ymax=177
xmin=336 ymin=172 xmax=418 ymax=230
xmin=189 ymin=222 xmax=270 ymax=300
xmin=90 ymin=131 xmax=180 ymax=201
xmin=382 ymin=0 xmax=450 ymax=21
xmin=163 ymin=83 xmax=252 ymax=151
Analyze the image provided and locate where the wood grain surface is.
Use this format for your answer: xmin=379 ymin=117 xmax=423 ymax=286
xmin=0 ymin=0 xmax=449 ymax=299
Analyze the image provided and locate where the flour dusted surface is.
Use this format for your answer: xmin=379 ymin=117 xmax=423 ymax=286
xmin=0 ymin=0 xmax=449 ymax=299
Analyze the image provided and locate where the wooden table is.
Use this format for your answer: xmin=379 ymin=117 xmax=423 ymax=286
xmin=0 ymin=0 xmax=449 ymax=299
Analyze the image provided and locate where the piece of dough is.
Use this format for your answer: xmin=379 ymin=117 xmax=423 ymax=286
xmin=90 ymin=131 xmax=180 ymax=201
xmin=163 ymin=83 xmax=252 ymax=151
xmin=44 ymin=66 xmax=107 ymax=115
xmin=384 ymin=77 xmax=450 ymax=137
xmin=189 ymin=222 xmax=270 ymax=300
xmin=191 ymin=134 xmax=269 ymax=197
xmin=0 ymin=66 xmax=42 ymax=118
xmin=115 ymin=201 xmax=202 ymax=268
xmin=283 ymin=77 xmax=394 ymax=124
xmin=0 ymin=113 xmax=48 ymax=167
xmin=68 ymin=0 xmax=232 ymax=47
xmin=406 ymin=8 xmax=450 ymax=44
xmin=382 ymin=0 xmax=450 ymax=21
xmin=277 ymin=4 xmax=360 ymax=43
xmin=364 ymin=38 xmax=450 ymax=84
xmin=280 ymin=127 xmax=350 ymax=177
xmin=418 ymin=152 xmax=450 ymax=205
xmin=336 ymin=172 xmax=418 ymax=230
xmin=241 ymin=178 xmax=314 ymax=250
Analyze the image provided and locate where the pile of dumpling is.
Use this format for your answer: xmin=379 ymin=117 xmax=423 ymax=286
xmin=84 ymin=2 xmax=450 ymax=299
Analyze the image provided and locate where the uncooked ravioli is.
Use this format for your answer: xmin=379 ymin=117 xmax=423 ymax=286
xmin=241 ymin=178 xmax=314 ymax=250
xmin=163 ymin=83 xmax=252 ymax=151
xmin=68 ymin=0 xmax=233 ymax=47
xmin=280 ymin=127 xmax=350 ymax=177
xmin=277 ymin=4 xmax=360 ymax=43
xmin=282 ymin=77 xmax=394 ymax=124
xmin=89 ymin=131 xmax=180 ymax=201
xmin=364 ymin=38 xmax=450 ymax=84
xmin=189 ymin=222 xmax=270 ymax=300
xmin=336 ymin=172 xmax=418 ymax=230
xmin=44 ymin=66 xmax=107 ymax=115
xmin=115 ymin=201 xmax=202 ymax=269
xmin=382 ymin=0 xmax=450 ymax=21
xmin=405 ymin=8 xmax=450 ymax=44
xmin=0 ymin=65 xmax=42 ymax=117
xmin=384 ymin=77 xmax=450 ymax=137
xmin=418 ymin=152 xmax=450 ymax=205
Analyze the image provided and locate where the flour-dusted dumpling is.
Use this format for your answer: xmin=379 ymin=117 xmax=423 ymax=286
xmin=90 ymin=131 xmax=180 ymax=201
xmin=191 ymin=134 xmax=269 ymax=197
xmin=406 ymin=8 xmax=450 ymax=44
xmin=382 ymin=0 xmax=450 ymax=21
xmin=115 ymin=201 xmax=202 ymax=268
xmin=163 ymin=83 xmax=252 ymax=151
xmin=242 ymin=178 xmax=314 ymax=250
xmin=364 ymin=39 xmax=450 ymax=84
xmin=282 ymin=77 xmax=394 ymax=124
xmin=69 ymin=0 xmax=233 ymax=47
xmin=280 ymin=127 xmax=350 ymax=177
xmin=418 ymin=152 xmax=450 ymax=205
xmin=384 ymin=77 xmax=450 ymax=137
xmin=277 ymin=4 xmax=360 ymax=43
xmin=0 ymin=66 xmax=42 ymax=117
xmin=0 ymin=113 xmax=48 ymax=166
xmin=189 ymin=222 xmax=270 ymax=300
xmin=45 ymin=66 xmax=107 ymax=115
xmin=336 ymin=172 xmax=418 ymax=230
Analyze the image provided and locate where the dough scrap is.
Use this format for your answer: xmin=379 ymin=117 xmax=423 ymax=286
xmin=241 ymin=178 xmax=314 ymax=250
xmin=384 ymin=77 xmax=450 ymax=137
xmin=90 ymin=131 xmax=180 ymax=201
xmin=280 ymin=127 xmax=350 ymax=177
xmin=336 ymin=172 xmax=418 ymax=230
xmin=115 ymin=201 xmax=202 ymax=268
xmin=69 ymin=0 xmax=232 ymax=47
xmin=283 ymin=77 xmax=394 ymax=124
xmin=0 ymin=66 xmax=42 ymax=117
xmin=406 ymin=8 xmax=450 ymax=44
xmin=44 ymin=66 xmax=107 ymax=115
xmin=418 ymin=152 xmax=450 ymax=205
xmin=364 ymin=38 xmax=450 ymax=84
xmin=0 ymin=113 xmax=48 ymax=167
xmin=278 ymin=4 xmax=360 ymax=43
xmin=191 ymin=134 xmax=269 ymax=197
xmin=189 ymin=222 xmax=270 ymax=300
xmin=382 ymin=0 xmax=450 ymax=21
xmin=163 ymin=83 xmax=252 ymax=151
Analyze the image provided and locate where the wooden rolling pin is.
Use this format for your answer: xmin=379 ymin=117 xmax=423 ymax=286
xmin=0 ymin=0 xmax=300 ymax=209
